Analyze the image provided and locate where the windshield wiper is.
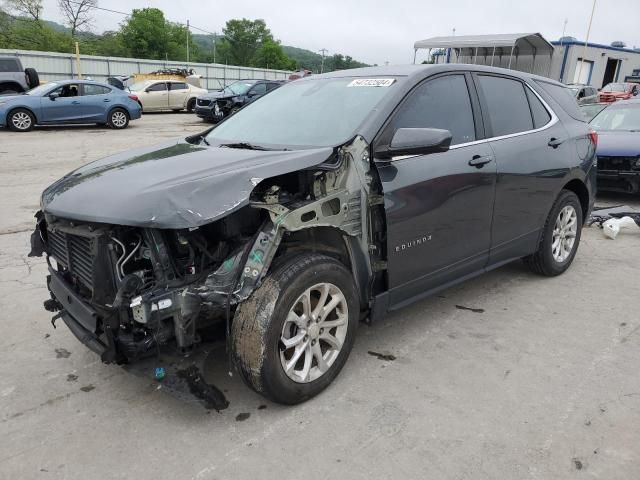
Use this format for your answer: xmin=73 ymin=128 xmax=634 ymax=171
xmin=219 ymin=142 xmax=271 ymax=151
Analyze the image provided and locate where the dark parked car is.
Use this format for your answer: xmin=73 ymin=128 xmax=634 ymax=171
xmin=195 ymin=79 xmax=283 ymax=122
xmin=0 ymin=80 xmax=141 ymax=132
xmin=590 ymin=99 xmax=640 ymax=193
xmin=30 ymin=65 xmax=596 ymax=405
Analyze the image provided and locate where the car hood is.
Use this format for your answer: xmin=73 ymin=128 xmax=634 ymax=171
xmin=42 ymin=140 xmax=333 ymax=229
xmin=199 ymin=91 xmax=226 ymax=100
xmin=596 ymin=130 xmax=640 ymax=156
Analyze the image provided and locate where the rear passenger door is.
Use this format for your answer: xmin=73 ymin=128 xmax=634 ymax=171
xmin=81 ymin=84 xmax=112 ymax=121
xmin=168 ymin=81 xmax=189 ymax=109
xmin=473 ymin=73 xmax=569 ymax=265
xmin=376 ymin=73 xmax=497 ymax=306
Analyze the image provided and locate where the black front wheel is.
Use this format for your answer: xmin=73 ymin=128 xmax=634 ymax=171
xmin=186 ymin=98 xmax=196 ymax=113
xmin=232 ymin=254 xmax=359 ymax=404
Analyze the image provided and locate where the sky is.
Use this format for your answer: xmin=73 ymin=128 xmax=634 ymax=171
xmin=39 ymin=0 xmax=639 ymax=65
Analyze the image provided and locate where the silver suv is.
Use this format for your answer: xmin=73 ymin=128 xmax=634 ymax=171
xmin=0 ymin=57 xmax=40 ymax=95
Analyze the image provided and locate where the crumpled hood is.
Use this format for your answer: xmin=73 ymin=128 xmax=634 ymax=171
xmin=199 ymin=91 xmax=225 ymax=101
xmin=42 ymin=139 xmax=333 ymax=229
xmin=596 ymin=130 xmax=640 ymax=156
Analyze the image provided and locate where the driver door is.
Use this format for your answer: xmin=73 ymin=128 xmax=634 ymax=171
xmin=142 ymin=82 xmax=169 ymax=111
xmin=41 ymin=83 xmax=84 ymax=122
xmin=374 ymin=73 xmax=497 ymax=307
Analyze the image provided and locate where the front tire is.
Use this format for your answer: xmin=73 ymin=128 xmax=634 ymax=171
xmin=232 ymin=254 xmax=359 ymax=404
xmin=523 ymin=190 xmax=582 ymax=276
xmin=8 ymin=108 xmax=35 ymax=132
xmin=186 ymin=98 xmax=196 ymax=113
xmin=107 ymin=108 xmax=129 ymax=129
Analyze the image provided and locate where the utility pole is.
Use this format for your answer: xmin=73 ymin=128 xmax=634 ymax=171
xmin=560 ymin=18 xmax=568 ymax=45
xmin=577 ymin=0 xmax=596 ymax=84
xmin=319 ymin=48 xmax=328 ymax=73
xmin=186 ymin=20 xmax=190 ymax=64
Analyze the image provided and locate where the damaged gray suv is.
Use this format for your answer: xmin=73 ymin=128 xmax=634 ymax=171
xmin=30 ymin=65 xmax=596 ymax=404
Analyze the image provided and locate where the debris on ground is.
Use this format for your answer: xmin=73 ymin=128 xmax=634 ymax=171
xmin=588 ymin=205 xmax=640 ymax=239
xmin=367 ymin=351 xmax=396 ymax=361
xmin=455 ymin=305 xmax=485 ymax=313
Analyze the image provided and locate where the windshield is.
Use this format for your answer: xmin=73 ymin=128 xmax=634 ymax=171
xmin=590 ymin=105 xmax=640 ymax=131
xmin=206 ymin=77 xmax=398 ymax=148
xmin=27 ymin=83 xmax=57 ymax=96
xmin=601 ymin=83 xmax=627 ymax=92
xmin=223 ymin=81 xmax=254 ymax=96
xmin=128 ymin=81 xmax=150 ymax=92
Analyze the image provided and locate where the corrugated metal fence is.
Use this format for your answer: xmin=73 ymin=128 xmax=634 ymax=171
xmin=0 ymin=49 xmax=291 ymax=90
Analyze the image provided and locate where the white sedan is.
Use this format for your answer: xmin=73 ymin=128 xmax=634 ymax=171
xmin=128 ymin=80 xmax=208 ymax=113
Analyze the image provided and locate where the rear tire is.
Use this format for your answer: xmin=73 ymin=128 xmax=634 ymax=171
xmin=523 ymin=190 xmax=582 ymax=276
xmin=7 ymin=108 xmax=35 ymax=132
xmin=231 ymin=254 xmax=359 ymax=404
xmin=0 ymin=89 xmax=19 ymax=95
xmin=107 ymin=108 xmax=129 ymax=129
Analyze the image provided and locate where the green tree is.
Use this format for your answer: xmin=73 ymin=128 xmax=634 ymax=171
xmin=4 ymin=0 xmax=42 ymax=21
xmin=222 ymin=18 xmax=273 ymax=66
xmin=253 ymin=39 xmax=296 ymax=70
xmin=120 ymin=8 xmax=167 ymax=59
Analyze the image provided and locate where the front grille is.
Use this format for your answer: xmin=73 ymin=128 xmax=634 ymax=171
xmin=48 ymin=229 xmax=95 ymax=290
xmin=197 ymin=99 xmax=211 ymax=107
xmin=598 ymin=156 xmax=639 ymax=172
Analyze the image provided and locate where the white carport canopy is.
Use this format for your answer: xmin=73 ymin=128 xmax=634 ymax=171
xmin=413 ymin=33 xmax=554 ymax=76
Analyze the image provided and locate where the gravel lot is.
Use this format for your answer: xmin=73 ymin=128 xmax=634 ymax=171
xmin=1 ymin=113 xmax=639 ymax=480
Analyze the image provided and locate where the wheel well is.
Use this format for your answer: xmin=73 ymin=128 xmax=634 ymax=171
xmin=6 ymin=106 xmax=36 ymax=124
xmin=0 ymin=82 xmax=25 ymax=93
xmin=562 ymin=179 xmax=589 ymax=221
xmin=275 ymin=227 xmax=351 ymax=269
xmin=109 ymin=106 xmax=129 ymax=117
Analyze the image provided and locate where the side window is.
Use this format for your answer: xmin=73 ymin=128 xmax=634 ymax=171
xmin=147 ymin=83 xmax=167 ymax=92
xmin=83 ymin=84 xmax=111 ymax=96
xmin=52 ymin=84 xmax=80 ymax=97
xmin=477 ymin=75 xmax=533 ymax=136
xmin=0 ymin=59 xmax=19 ymax=72
xmin=525 ymin=87 xmax=552 ymax=128
xmin=250 ymin=83 xmax=267 ymax=95
xmin=391 ymin=74 xmax=476 ymax=145
xmin=170 ymin=82 xmax=188 ymax=90
xmin=534 ymin=80 xmax=584 ymax=121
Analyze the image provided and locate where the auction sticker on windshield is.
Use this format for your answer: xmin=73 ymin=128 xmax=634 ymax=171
xmin=347 ymin=78 xmax=395 ymax=87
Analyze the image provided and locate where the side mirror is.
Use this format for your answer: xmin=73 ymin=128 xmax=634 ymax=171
xmin=48 ymin=92 xmax=60 ymax=100
xmin=376 ymin=128 xmax=453 ymax=159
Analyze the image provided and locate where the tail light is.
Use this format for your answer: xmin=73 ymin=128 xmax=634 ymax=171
xmin=128 ymin=95 xmax=138 ymax=101
xmin=588 ymin=129 xmax=598 ymax=148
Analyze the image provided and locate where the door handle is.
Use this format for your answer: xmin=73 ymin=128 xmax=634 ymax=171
xmin=468 ymin=155 xmax=493 ymax=168
xmin=548 ymin=137 xmax=565 ymax=148
xmin=72 ymin=100 xmax=80 ymax=105
xmin=103 ymin=98 xmax=111 ymax=102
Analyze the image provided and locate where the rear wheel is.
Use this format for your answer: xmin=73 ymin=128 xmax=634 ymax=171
xmin=8 ymin=108 xmax=35 ymax=132
xmin=523 ymin=190 xmax=582 ymax=276
xmin=107 ymin=108 xmax=129 ymax=129
xmin=232 ymin=254 xmax=359 ymax=404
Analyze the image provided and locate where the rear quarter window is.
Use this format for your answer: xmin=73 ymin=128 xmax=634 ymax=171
xmin=534 ymin=80 xmax=584 ymax=122
xmin=477 ymin=75 xmax=533 ymax=136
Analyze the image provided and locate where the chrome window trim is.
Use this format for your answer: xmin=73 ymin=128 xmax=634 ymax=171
xmin=391 ymin=81 xmax=558 ymax=161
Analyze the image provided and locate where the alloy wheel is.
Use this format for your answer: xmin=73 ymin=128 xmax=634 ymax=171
xmin=111 ymin=111 xmax=127 ymax=128
xmin=12 ymin=112 xmax=32 ymax=130
xmin=279 ymin=282 xmax=349 ymax=383
xmin=551 ymin=205 xmax=578 ymax=263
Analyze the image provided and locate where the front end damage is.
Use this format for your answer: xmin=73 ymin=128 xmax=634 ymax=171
xmin=29 ymin=136 xmax=386 ymax=403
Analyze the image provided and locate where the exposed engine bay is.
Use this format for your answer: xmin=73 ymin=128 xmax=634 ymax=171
xmin=30 ymin=136 xmax=386 ymax=366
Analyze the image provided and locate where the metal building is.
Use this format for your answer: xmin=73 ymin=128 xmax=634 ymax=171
xmin=413 ymin=33 xmax=555 ymax=77
xmin=413 ymin=33 xmax=640 ymax=88
xmin=551 ymin=39 xmax=640 ymax=88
